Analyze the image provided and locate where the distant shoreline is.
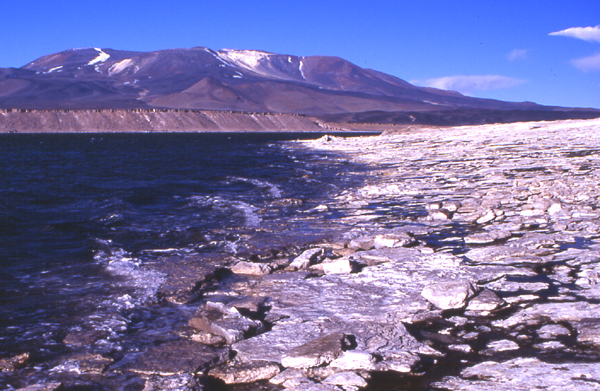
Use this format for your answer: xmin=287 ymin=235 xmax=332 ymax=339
xmin=2 ymin=107 xmax=599 ymax=134
xmin=0 ymin=109 xmax=341 ymax=134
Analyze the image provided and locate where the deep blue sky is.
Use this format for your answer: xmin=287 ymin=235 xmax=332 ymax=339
xmin=2 ymin=0 xmax=599 ymax=108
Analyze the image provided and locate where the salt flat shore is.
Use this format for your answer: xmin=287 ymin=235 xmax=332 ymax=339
xmin=8 ymin=118 xmax=600 ymax=390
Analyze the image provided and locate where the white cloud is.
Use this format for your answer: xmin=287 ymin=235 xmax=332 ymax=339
xmin=572 ymin=52 xmax=600 ymax=71
xmin=508 ymin=49 xmax=528 ymax=61
xmin=412 ymin=75 xmax=527 ymax=95
xmin=550 ymin=25 xmax=600 ymax=42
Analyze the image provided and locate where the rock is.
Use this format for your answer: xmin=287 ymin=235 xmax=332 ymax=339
xmin=286 ymin=384 xmax=342 ymax=391
xmin=329 ymin=351 xmax=376 ymax=371
xmin=421 ymin=279 xmax=478 ymax=310
xmin=51 ymin=353 xmax=113 ymax=374
xmin=576 ymin=319 xmax=600 ymax=346
xmin=289 ymin=248 xmax=325 ymax=270
xmin=228 ymin=296 xmax=269 ymax=314
xmin=270 ymin=368 xmax=309 ymax=385
xmin=374 ymin=351 xmax=420 ymax=373
xmin=281 ymin=332 xmax=346 ymax=369
xmin=465 ymin=245 xmax=548 ymax=265
xmin=430 ymin=209 xmax=452 ymax=220
xmin=126 ymin=339 xmax=228 ymax=376
xmin=373 ymin=232 xmax=415 ymax=248
xmin=314 ymin=205 xmax=329 ymax=212
xmin=483 ymin=339 xmax=520 ymax=354
xmin=233 ymin=321 xmax=325 ymax=364
xmin=476 ymin=210 xmax=497 ymax=224
xmin=323 ymin=372 xmax=368 ymax=387
xmin=231 ymin=261 xmax=272 ymax=275
xmin=0 ymin=352 xmax=29 ymax=371
xmin=520 ymin=208 xmax=545 ymax=217
xmin=190 ymin=331 xmax=227 ymax=346
xmin=348 ymin=236 xmax=375 ymax=250
xmin=536 ymin=324 xmax=571 ymax=339
xmin=188 ymin=306 xmax=264 ymax=344
xmin=433 ymin=357 xmax=600 ymax=390
xmin=443 ymin=201 xmax=462 ymax=212
xmin=15 ymin=384 xmax=63 ymax=391
xmin=464 ymin=229 xmax=512 ymax=244
xmin=534 ymin=341 xmax=566 ymax=350
xmin=447 ymin=344 xmax=473 ymax=353
xmin=153 ymin=255 xmax=230 ymax=304
xmin=142 ymin=374 xmax=201 ymax=391
xmin=62 ymin=329 xmax=110 ymax=347
xmin=209 ymin=361 xmax=281 ymax=384
xmin=547 ymin=202 xmax=563 ymax=215
xmin=492 ymin=302 xmax=600 ymax=329
xmin=322 ymin=258 xmax=354 ymax=274
xmin=465 ymin=289 xmax=505 ymax=312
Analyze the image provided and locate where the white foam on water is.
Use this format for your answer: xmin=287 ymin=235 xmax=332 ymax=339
xmin=227 ymin=176 xmax=283 ymax=198
xmin=49 ymin=240 xmax=168 ymax=362
xmin=187 ymin=195 xmax=262 ymax=226
xmin=95 ymin=240 xmax=165 ymax=305
xmin=229 ymin=200 xmax=262 ymax=226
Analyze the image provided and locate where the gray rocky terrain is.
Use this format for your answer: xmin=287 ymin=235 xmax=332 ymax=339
xmin=10 ymin=118 xmax=600 ymax=390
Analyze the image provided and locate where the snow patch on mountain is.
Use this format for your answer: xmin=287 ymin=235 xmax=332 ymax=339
xmin=109 ymin=59 xmax=134 ymax=75
xmin=299 ymin=60 xmax=307 ymax=80
xmin=217 ymin=49 xmax=272 ymax=75
xmin=88 ymin=48 xmax=110 ymax=66
xmin=47 ymin=66 xmax=63 ymax=73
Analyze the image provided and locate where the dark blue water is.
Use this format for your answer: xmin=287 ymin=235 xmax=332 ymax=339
xmin=0 ymin=132 xmax=371 ymax=389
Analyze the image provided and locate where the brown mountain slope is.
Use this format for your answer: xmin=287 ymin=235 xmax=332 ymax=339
xmin=0 ymin=47 xmax=598 ymax=125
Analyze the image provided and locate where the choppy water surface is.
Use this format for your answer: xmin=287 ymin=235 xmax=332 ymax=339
xmin=0 ymin=132 xmax=373 ymax=389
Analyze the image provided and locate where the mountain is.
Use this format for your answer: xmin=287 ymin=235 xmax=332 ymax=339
xmin=1 ymin=47 xmax=598 ymax=125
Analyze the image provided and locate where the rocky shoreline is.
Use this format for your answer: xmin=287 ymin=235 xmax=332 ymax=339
xmin=7 ymin=118 xmax=600 ymax=390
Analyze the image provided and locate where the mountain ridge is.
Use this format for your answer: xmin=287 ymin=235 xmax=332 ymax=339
xmin=1 ymin=46 xmax=598 ymax=126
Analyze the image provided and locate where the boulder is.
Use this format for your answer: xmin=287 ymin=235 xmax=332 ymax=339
xmin=433 ymin=357 xmax=600 ymax=390
xmin=421 ymin=280 xmax=478 ymax=310
xmin=126 ymin=339 xmax=229 ymax=376
xmin=0 ymin=352 xmax=29 ymax=371
xmin=231 ymin=261 xmax=271 ymax=275
xmin=142 ymin=374 xmax=200 ymax=391
xmin=329 ymin=351 xmax=376 ymax=371
xmin=536 ymin=324 xmax=571 ymax=339
xmin=465 ymin=289 xmax=505 ymax=312
xmin=188 ymin=307 xmax=264 ymax=344
xmin=322 ymin=258 xmax=354 ymax=274
xmin=323 ymin=372 xmax=368 ymax=387
xmin=209 ymin=361 xmax=281 ymax=384
xmin=281 ymin=332 xmax=346 ymax=369
xmin=373 ymin=232 xmax=415 ymax=248
xmin=15 ymin=384 xmax=63 ymax=391
xmin=288 ymin=248 xmax=325 ymax=270
xmin=576 ymin=319 xmax=600 ymax=346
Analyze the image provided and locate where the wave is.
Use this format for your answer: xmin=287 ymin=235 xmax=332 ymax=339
xmin=226 ymin=176 xmax=283 ymax=198
xmin=186 ymin=195 xmax=262 ymax=227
